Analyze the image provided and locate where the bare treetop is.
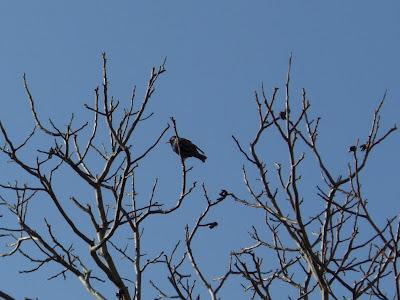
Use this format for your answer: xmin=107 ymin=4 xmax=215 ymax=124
xmin=0 ymin=55 xmax=398 ymax=300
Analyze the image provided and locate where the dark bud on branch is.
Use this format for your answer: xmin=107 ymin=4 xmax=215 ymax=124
xmin=218 ymin=189 xmax=229 ymax=201
xmin=199 ymin=222 xmax=219 ymax=229
xmin=208 ymin=222 xmax=218 ymax=229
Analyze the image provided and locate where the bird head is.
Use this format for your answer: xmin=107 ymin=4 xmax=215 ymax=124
xmin=167 ymin=136 xmax=177 ymax=144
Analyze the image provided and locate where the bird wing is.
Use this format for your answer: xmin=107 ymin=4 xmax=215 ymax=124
xmin=180 ymin=138 xmax=205 ymax=154
xmin=179 ymin=138 xmax=197 ymax=152
xmin=178 ymin=137 xmax=205 ymax=155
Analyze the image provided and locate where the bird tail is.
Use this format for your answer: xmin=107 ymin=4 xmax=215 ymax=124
xmin=196 ymin=153 xmax=207 ymax=163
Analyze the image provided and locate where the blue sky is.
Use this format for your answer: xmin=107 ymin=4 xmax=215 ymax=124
xmin=0 ymin=1 xmax=399 ymax=299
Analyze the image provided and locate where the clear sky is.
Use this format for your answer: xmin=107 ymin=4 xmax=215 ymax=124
xmin=0 ymin=1 xmax=399 ymax=299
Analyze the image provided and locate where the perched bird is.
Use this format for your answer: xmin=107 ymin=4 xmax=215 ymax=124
xmin=168 ymin=136 xmax=207 ymax=162
xmin=348 ymin=145 xmax=357 ymax=153
xmin=360 ymin=142 xmax=369 ymax=152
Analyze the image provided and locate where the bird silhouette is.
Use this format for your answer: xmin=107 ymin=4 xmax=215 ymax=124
xmin=168 ymin=136 xmax=207 ymax=162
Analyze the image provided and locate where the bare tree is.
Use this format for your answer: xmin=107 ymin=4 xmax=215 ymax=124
xmin=0 ymin=53 xmax=201 ymax=300
xmin=150 ymin=187 xmax=233 ymax=300
xmin=228 ymin=55 xmax=398 ymax=299
xmin=0 ymin=54 xmax=398 ymax=300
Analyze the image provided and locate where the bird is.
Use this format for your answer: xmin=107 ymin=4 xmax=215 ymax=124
xmin=168 ymin=136 xmax=207 ymax=162
xmin=360 ymin=142 xmax=369 ymax=152
xmin=348 ymin=145 xmax=357 ymax=153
